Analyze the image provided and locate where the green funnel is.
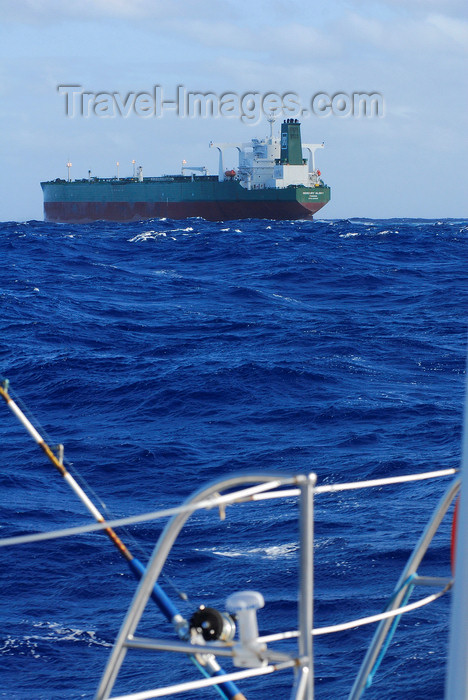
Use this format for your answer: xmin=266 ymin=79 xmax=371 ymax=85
xmin=280 ymin=119 xmax=303 ymax=165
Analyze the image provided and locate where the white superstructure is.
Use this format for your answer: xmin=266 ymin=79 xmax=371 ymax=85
xmin=210 ymin=118 xmax=324 ymax=190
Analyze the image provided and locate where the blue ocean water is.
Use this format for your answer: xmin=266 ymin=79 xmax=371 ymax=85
xmin=0 ymin=217 xmax=466 ymax=699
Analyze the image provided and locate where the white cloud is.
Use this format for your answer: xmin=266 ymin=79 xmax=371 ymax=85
xmin=426 ymin=13 xmax=468 ymax=46
xmin=341 ymin=11 xmax=468 ymax=56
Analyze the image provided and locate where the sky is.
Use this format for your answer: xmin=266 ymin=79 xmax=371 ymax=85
xmin=0 ymin=0 xmax=467 ymax=221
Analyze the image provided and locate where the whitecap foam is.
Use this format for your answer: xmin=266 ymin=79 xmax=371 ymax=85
xmin=29 ymin=620 xmax=112 ymax=647
xmin=209 ymin=542 xmax=298 ymax=560
xmin=272 ymin=293 xmax=300 ymax=305
xmin=153 ymin=269 xmax=182 ymax=278
xmin=128 ymin=230 xmax=168 ymax=242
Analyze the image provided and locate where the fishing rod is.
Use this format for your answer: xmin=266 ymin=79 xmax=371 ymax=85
xmin=0 ymin=380 xmax=246 ymax=700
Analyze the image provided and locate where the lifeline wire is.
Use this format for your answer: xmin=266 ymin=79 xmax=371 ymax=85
xmin=0 ymin=469 xmax=457 ymax=549
xmin=256 ymin=580 xmax=452 ymax=642
xmin=246 ymin=468 xmax=458 ymax=502
xmin=0 ymin=480 xmax=286 ymax=547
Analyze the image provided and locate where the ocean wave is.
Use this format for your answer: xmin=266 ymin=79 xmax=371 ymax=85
xmin=0 ymin=217 xmax=466 ymax=699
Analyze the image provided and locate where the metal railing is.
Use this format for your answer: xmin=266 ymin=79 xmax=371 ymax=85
xmin=0 ymin=378 xmax=460 ymax=700
xmin=93 ymin=470 xmax=458 ymax=700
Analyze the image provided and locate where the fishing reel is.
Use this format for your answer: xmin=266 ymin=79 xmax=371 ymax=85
xmin=190 ymin=591 xmax=267 ymax=668
xmin=190 ymin=604 xmax=236 ymax=642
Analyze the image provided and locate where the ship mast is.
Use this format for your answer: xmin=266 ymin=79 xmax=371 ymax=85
xmin=267 ymin=114 xmax=275 ymax=140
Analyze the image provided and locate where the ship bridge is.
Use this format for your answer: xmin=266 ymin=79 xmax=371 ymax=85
xmin=210 ymin=118 xmax=324 ymax=190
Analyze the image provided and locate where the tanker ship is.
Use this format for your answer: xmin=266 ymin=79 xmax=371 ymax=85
xmin=41 ymin=119 xmax=330 ymax=222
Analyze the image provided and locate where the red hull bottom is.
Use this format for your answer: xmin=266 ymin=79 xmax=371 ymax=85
xmin=44 ymin=200 xmax=326 ymax=223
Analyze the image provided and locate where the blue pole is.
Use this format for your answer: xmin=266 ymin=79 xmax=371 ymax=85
xmin=128 ymin=557 xmax=179 ymax=622
xmin=127 ymin=557 xmax=242 ymax=700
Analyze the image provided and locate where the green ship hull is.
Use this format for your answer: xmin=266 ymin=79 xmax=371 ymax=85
xmin=41 ymin=177 xmax=331 ymax=222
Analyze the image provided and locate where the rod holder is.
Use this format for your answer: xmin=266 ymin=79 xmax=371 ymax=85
xmin=226 ymin=590 xmax=266 ymax=668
